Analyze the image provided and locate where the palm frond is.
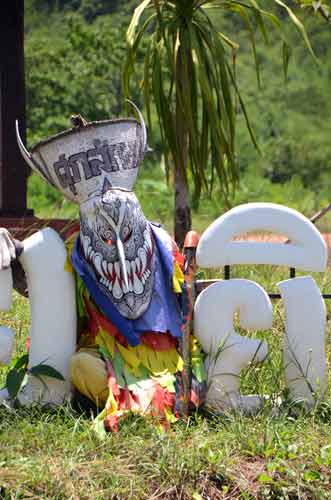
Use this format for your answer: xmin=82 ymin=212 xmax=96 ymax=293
xmin=123 ymin=0 xmax=314 ymax=209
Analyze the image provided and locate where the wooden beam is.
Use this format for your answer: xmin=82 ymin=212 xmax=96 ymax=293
xmin=0 ymin=217 xmax=79 ymax=240
xmin=0 ymin=0 xmax=31 ymax=216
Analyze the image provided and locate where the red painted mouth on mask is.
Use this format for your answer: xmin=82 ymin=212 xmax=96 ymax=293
xmin=88 ymin=230 xmax=155 ymax=297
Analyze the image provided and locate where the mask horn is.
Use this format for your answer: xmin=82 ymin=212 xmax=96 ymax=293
xmin=126 ymin=100 xmax=148 ymax=154
xmin=116 ymin=237 xmax=129 ymax=292
xmin=15 ymin=120 xmax=55 ymax=187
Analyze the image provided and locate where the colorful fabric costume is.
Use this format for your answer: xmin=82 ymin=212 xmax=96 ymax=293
xmin=66 ymin=224 xmax=206 ymax=433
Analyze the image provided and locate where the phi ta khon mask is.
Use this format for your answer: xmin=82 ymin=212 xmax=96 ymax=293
xmin=16 ymin=103 xmax=156 ymax=319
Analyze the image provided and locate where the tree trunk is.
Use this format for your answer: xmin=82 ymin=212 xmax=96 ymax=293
xmin=174 ymin=166 xmax=191 ymax=249
xmin=174 ymin=45 xmax=192 ymax=249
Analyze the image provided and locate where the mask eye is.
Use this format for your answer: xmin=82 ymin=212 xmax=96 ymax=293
xmin=122 ymin=226 xmax=133 ymax=243
xmin=101 ymin=230 xmax=113 ymax=246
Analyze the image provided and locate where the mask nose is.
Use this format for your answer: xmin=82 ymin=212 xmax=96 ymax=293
xmin=116 ymin=237 xmax=129 ymax=292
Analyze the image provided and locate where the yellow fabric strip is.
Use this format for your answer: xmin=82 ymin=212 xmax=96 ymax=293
xmin=64 ymin=231 xmax=79 ymax=273
xmin=172 ymin=261 xmax=185 ymax=293
xmin=96 ymin=329 xmax=115 ymax=357
xmin=96 ymin=327 xmax=184 ymax=378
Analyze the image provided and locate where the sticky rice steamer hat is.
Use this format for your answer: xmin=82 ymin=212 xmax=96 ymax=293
xmin=16 ymin=102 xmax=147 ymax=204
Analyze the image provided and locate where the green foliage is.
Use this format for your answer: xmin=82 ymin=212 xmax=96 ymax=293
xmin=6 ymin=367 xmax=26 ymax=400
xmin=231 ymin=25 xmax=331 ymax=195
xmin=26 ymin=0 xmax=125 ymax=19
xmin=2 ymin=352 xmax=65 ymax=401
xmin=24 ymin=1 xmax=331 ymax=227
xmin=2 ymin=271 xmax=331 ymax=497
xmin=296 ymin=0 xmax=330 ymax=23
xmin=25 ymin=11 xmax=128 ymax=146
xmin=124 ymin=0 xmax=316 ymax=211
xmin=29 ymin=364 xmax=65 ymax=381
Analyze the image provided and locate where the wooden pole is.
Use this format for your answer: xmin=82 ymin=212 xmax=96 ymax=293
xmin=0 ymin=0 xmax=32 ymax=216
xmin=180 ymin=231 xmax=200 ymax=416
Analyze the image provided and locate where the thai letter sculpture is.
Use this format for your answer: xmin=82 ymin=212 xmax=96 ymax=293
xmin=0 ymin=107 xmax=328 ymax=430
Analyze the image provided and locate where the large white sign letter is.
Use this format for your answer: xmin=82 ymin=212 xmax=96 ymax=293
xmin=194 ymin=279 xmax=272 ymax=411
xmin=18 ymin=228 xmax=76 ymax=406
xmin=197 ymin=203 xmax=327 ymax=272
xmin=278 ymin=276 xmax=326 ymax=406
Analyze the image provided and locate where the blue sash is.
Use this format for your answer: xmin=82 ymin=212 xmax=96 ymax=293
xmin=71 ymin=223 xmax=182 ymax=346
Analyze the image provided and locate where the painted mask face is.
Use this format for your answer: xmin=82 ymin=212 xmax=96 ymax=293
xmin=79 ymin=188 xmax=155 ymax=320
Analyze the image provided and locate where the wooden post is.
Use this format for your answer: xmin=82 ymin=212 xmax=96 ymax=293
xmin=0 ymin=0 xmax=32 ymax=216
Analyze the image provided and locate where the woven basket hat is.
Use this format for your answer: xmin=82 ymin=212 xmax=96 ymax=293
xmin=16 ymin=103 xmax=147 ymax=204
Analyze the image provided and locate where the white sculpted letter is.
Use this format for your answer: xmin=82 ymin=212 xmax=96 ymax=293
xmin=278 ymin=276 xmax=326 ymax=406
xmin=0 ymin=268 xmax=14 ymax=368
xmin=0 ymin=237 xmax=15 ymax=399
xmin=196 ymin=202 xmax=327 ymax=409
xmin=18 ymin=228 xmax=76 ymax=405
xmin=197 ymin=203 xmax=327 ymax=272
xmin=194 ymin=279 xmax=272 ymax=411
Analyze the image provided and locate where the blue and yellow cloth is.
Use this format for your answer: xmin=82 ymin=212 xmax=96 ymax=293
xmin=67 ymin=224 xmax=206 ymax=433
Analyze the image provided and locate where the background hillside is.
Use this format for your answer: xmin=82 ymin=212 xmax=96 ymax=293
xmin=24 ymin=0 xmax=331 ymax=233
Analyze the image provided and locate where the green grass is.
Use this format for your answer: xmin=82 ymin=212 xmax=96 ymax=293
xmin=1 ymin=260 xmax=331 ymax=498
xmin=1 ymin=404 xmax=331 ymax=499
xmin=3 ymin=168 xmax=331 ymax=498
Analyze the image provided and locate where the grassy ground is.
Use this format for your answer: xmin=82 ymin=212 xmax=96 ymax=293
xmin=1 ymin=260 xmax=331 ymax=499
xmin=2 ymin=175 xmax=331 ymax=499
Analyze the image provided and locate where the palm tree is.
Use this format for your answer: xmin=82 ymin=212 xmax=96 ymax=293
xmin=297 ymin=0 xmax=330 ymax=23
xmin=123 ymin=0 xmax=313 ymax=247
